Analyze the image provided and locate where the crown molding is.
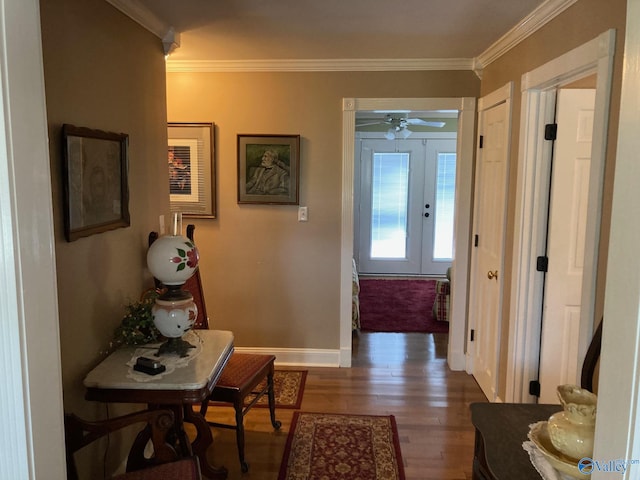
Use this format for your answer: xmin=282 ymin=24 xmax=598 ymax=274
xmin=165 ymin=57 xmax=474 ymax=73
xmin=107 ymin=0 xmax=578 ymax=75
xmin=474 ymin=0 xmax=579 ymax=75
xmin=105 ymin=0 xmax=170 ymax=40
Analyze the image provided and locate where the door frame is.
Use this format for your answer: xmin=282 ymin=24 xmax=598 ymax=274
xmin=466 ymin=83 xmax=513 ymax=400
xmin=506 ymin=30 xmax=615 ymax=402
xmin=596 ymin=0 xmax=640 ymax=463
xmin=0 ymin=0 xmax=66 ymax=477
xmin=341 ymin=97 xmax=476 ymax=369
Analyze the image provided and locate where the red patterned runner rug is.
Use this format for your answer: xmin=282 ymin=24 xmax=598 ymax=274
xmin=278 ymin=412 xmax=406 ymax=480
xmin=249 ymin=369 xmax=307 ymax=409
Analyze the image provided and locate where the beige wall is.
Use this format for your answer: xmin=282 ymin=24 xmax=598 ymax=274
xmin=479 ymin=0 xmax=626 ymax=399
xmin=40 ymin=0 xmax=168 ymax=422
xmin=166 ymin=71 xmax=479 ymax=349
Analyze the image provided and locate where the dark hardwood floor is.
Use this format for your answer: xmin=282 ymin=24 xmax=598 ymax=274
xmin=200 ymin=332 xmax=487 ymax=479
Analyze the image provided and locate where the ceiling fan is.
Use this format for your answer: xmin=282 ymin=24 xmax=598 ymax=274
xmin=356 ymin=114 xmax=446 ymax=140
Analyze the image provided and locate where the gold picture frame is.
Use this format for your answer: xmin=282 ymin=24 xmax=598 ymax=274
xmin=62 ymin=124 xmax=130 ymax=242
xmin=237 ymin=134 xmax=300 ymax=205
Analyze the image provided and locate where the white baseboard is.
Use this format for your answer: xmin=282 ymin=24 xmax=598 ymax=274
xmin=233 ymin=346 xmax=342 ymax=367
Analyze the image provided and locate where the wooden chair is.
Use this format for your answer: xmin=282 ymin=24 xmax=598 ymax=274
xmin=64 ymin=408 xmax=201 ymax=480
xmin=581 ymin=317 xmax=603 ymax=393
xmin=148 ymin=225 xmax=282 ymax=473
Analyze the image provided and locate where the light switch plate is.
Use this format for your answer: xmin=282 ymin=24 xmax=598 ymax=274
xmin=298 ymin=206 xmax=308 ymax=222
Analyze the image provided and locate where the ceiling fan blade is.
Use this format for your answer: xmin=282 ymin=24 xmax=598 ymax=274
xmin=356 ymin=121 xmax=384 ymax=127
xmin=405 ymin=119 xmax=446 ymax=128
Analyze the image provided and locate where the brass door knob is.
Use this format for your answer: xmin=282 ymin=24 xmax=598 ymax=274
xmin=487 ymin=270 xmax=498 ymax=280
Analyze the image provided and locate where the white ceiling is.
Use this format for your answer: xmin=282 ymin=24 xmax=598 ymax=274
xmin=131 ymin=0 xmax=545 ymax=62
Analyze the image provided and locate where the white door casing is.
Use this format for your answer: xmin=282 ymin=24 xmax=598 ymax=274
xmin=342 ymin=97 xmax=476 ymax=370
xmin=0 ymin=0 xmax=66 ymax=478
xmin=538 ymin=89 xmax=596 ymax=403
xmin=594 ymin=0 xmax=640 ymax=470
xmin=507 ymin=30 xmax=615 ymax=403
xmin=468 ymin=83 xmax=512 ymax=401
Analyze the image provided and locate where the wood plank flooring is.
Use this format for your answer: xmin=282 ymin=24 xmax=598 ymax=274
xmin=199 ymin=332 xmax=488 ymax=479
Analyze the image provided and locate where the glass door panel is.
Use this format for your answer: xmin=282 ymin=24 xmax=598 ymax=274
xmin=370 ymin=152 xmax=410 ymax=259
xmin=433 ymin=152 xmax=456 ymax=260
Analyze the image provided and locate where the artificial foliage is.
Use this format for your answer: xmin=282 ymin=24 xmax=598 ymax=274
xmin=113 ymin=294 xmax=161 ymax=346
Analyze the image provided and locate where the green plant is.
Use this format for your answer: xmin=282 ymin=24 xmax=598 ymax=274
xmin=113 ymin=295 xmax=161 ymax=346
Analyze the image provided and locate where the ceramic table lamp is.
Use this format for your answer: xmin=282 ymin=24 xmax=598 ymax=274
xmin=146 ymin=213 xmax=199 ymax=356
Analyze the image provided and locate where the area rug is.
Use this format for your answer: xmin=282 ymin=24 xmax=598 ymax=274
xmin=358 ymin=278 xmax=448 ymax=333
xmin=248 ymin=369 xmax=307 ymax=409
xmin=278 ymin=412 xmax=405 ymax=480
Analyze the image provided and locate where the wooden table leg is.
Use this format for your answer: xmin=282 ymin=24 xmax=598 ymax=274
xmin=183 ymin=403 xmax=228 ymax=479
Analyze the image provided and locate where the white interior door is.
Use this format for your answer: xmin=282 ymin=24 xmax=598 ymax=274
xmin=538 ymin=88 xmax=596 ymax=403
xmin=469 ymin=87 xmax=511 ymax=402
xmin=357 ymin=138 xmax=455 ymax=275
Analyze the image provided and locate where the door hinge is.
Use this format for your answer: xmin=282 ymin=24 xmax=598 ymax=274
xmin=536 ymin=256 xmax=549 ymax=273
xmin=478 ymin=135 xmax=484 ymax=148
xmin=544 ymin=123 xmax=558 ymax=141
xmin=529 ymin=380 xmax=541 ymax=397
xmin=470 ymin=329 xmax=475 ymax=342
xmin=474 ymin=234 xmax=479 ymax=247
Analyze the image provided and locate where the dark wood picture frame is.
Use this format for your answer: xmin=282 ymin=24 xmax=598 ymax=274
xmin=237 ymin=134 xmax=300 ymax=205
xmin=62 ymin=124 xmax=130 ymax=242
xmin=168 ymin=122 xmax=216 ymax=218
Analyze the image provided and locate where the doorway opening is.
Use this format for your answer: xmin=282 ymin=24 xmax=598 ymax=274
xmin=340 ymin=97 xmax=476 ymax=369
xmin=354 ymin=113 xmax=458 ymax=277
xmin=506 ymin=30 xmax=615 ymax=402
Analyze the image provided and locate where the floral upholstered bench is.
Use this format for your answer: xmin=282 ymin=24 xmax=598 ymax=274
xmin=433 ymin=267 xmax=451 ymax=322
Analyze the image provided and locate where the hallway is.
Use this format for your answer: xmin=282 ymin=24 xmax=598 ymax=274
xmin=202 ymin=332 xmax=487 ymax=479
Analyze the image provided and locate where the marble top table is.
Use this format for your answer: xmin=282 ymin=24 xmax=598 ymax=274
xmin=84 ymin=329 xmax=234 ymax=479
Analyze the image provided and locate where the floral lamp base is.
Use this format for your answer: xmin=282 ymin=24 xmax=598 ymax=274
xmin=151 ymin=289 xmax=198 ymax=358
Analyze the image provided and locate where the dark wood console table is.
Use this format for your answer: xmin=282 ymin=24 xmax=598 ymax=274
xmin=470 ymin=402 xmax=562 ymax=480
xmin=84 ymin=330 xmax=234 ymax=479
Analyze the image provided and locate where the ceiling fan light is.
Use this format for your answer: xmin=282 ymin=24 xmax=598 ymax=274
xmin=385 ymin=128 xmax=395 ymax=140
xmin=401 ymin=127 xmax=412 ymax=139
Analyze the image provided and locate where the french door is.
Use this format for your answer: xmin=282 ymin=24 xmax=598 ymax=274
xmin=357 ymin=138 xmax=456 ymax=275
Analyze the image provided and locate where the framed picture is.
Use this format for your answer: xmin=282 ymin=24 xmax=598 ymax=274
xmin=62 ymin=124 xmax=130 ymax=242
xmin=167 ymin=122 xmax=216 ymax=218
xmin=237 ymin=134 xmax=300 ymax=205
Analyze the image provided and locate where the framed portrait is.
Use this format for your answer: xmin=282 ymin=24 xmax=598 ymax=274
xmin=167 ymin=122 xmax=216 ymax=218
xmin=61 ymin=124 xmax=130 ymax=242
xmin=237 ymin=134 xmax=300 ymax=205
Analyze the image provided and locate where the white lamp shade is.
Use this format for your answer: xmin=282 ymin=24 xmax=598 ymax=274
xmin=147 ymin=234 xmax=199 ymax=285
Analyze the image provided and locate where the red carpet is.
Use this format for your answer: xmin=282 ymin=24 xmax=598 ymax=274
xmin=278 ymin=412 xmax=405 ymax=480
xmin=358 ymin=278 xmax=448 ymax=333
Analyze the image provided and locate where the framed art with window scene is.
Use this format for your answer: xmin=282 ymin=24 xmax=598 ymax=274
xmin=237 ymin=134 xmax=300 ymax=205
xmin=168 ymin=122 xmax=216 ymax=218
xmin=62 ymin=124 xmax=130 ymax=242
